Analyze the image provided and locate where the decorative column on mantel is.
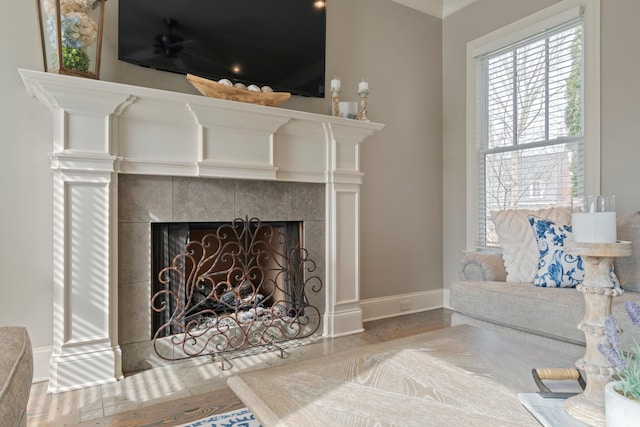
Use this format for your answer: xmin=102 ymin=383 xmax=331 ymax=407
xmin=19 ymin=69 xmax=384 ymax=392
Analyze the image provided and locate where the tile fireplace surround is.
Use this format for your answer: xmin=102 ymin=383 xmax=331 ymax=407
xmin=19 ymin=69 xmax=384 ymax=393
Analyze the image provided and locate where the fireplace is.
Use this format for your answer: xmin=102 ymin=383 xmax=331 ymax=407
xmin=119 ymin=176 xmax=325 ymax=372
xmin=20 ymin=68 xmax=383 ymax=392
xmin=149 ymin=217 xmax=322 ymax=368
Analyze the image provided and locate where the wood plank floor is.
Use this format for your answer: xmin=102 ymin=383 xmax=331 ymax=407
xmin=28 ymin=309 xmax=452 ymax=426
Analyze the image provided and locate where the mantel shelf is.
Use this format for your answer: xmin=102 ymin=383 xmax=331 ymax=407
xmin=20 ymin=68 xmax=384 ymax=183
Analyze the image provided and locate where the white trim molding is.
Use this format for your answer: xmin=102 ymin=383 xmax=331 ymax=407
xmin=391 ymin=0 xmax=443 ymax=17
xmin=32 ymin=346 xmax=53 ymax=384
xmin=390 ymin=0 xmax=477 ymax=18
xmin=443 ymin=0 xmax=478 ymax=18
xmin=361 ymin=290 xmax=445 ymax=322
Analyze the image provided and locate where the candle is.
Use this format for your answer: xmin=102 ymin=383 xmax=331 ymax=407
xmin=571 ymin=212 xmax=617 ymax=243
xmin=358 ymin=80 xmax=369 ymax=91
xmin=330 ymin=78 xmax=341 ymax=91
xmin=571 ymin=195 xmax=617 ymax=243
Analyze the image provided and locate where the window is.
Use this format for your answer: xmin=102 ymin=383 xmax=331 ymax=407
xmin=466 ymin=0 xmax=600 ymax=250
xmin=480 ymin=21 xmax=583 ymax=246
xmin=530 ymin=181 xmax=544 ymax=199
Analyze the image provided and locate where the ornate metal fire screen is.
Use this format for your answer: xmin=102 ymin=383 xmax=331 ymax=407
xmin=151 ymin=217 xmax=322 ymax=366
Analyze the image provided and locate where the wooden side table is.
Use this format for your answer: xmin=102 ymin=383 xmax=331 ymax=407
xmin=563 ymin=241 xmax=632 ymax=426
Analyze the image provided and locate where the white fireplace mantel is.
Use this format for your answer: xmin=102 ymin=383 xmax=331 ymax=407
xmin=19 ymin=69 xmax=384 ymax=392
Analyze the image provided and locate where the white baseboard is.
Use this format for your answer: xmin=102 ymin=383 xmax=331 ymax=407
xmin=32 ymin=346 xmax=52 ymax=384
xmin=443 ymin=288 xmax=451 ymax=309
xmin=361 ymin=289 xmax=445 ymax=322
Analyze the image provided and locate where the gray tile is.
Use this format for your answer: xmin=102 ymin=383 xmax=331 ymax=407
xmin=289 ymin=182 xmax=325 ymax=220
xmin=235 ymin=180 xmax=289 ymax=221
xmin=172 ymin=177 xmax=235 ymax=222
xmin=101 ymin=364 xmax=189 ymax=415
xmin=118 ymin=222 xmax=150 ymax=284
xmin=117 ymin=178 xmax=327 ymax=376
xmin=79 ymin=407 xmax=105 ymax=422
xmin=207 ymin=333 xmax=373 ymax=375
xmin=176 ymin=362 xmax=229 ymax=395
xmin=184 ymin=379 xmax=231 ymax=397
xmin=209 ymin=346 xmax=301 ymax=379
xmin=120 ymin=340 xmax=173 ymax=374
xmin=305 ymin=265 xmax=325 ymax=314
xmin=119 ymin=175 xmax=172 ymax=222
xmin=118 ymin=281 xmax=152 ymax=344
xmin=303 ymin=220 xmax=325 ymax=269
xmin=32 ymin=384 xmax=103 ymax=426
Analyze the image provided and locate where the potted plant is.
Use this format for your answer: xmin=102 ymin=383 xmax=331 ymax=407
xmin=598 ymin=300 xmax=640 ymax=426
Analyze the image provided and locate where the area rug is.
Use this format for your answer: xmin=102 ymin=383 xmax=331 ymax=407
xmin=175 ymin=407 xmax=262 ymax=427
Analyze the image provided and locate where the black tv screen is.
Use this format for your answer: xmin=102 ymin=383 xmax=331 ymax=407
xmin=118 ymin=0 xmax=326 ymax=98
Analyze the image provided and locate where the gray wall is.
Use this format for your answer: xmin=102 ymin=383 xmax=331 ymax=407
xmin=600 ymin=1 xmax=640 ymax=204
xmin=442 ymin=0 xmax=640 ymax=294
xmin=0 ymin=1 xmax=55 ymax=350
xmin=105 ymin=0 xmax=444 ymax=301
xmin=0 ymin=0 xmax=442 ymax=355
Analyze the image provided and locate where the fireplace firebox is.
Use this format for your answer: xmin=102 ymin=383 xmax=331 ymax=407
xmin=150 ymin=217 xmax=322 ymax=366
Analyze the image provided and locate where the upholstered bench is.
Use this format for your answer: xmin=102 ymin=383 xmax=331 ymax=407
xmin=0 ymin=327 xmax=33 ymax=427
xmin=451 ymin=210 xmax=640 ymax=353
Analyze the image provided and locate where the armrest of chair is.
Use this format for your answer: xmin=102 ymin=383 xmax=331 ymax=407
xmin=0 ymin=327 xmax=33 ymax=427
xmin=458 ymin=252 xmax=507 ymax=282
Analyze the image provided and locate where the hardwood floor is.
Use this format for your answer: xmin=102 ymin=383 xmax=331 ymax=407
xmin=27 ymin=309 xmax=452 ymax=426
xmin=77 ymin=388 xmax=246 ymax=427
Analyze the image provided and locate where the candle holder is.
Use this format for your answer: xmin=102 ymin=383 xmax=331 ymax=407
xmin=331 ymin=88 xmax=341 ymax=117
xmin=330 ymin=76 xmax=341 ymax=117
xmin=563 ymin=241 xmax=632 ymax=426
xmin=356 ymin=87 xmax=369 ymax=122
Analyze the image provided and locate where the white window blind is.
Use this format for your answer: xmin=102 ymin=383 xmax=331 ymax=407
xmin=476 ymin=19 xmax=584 ymax=248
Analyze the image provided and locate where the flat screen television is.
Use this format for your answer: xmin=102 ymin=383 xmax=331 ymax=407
xmin=118 ymin=0 xmax=327 ymax=98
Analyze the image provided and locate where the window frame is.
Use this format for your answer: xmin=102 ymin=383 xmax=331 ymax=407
xmin=465 ymin=0 xmax=600 ymax=252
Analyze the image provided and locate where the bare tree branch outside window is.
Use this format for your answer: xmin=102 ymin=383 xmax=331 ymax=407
xmin=479 ymin=24 xmax=583 ymax=246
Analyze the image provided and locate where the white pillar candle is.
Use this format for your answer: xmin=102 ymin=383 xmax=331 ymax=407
xmin=330 ymin=78 xmax=341 ymax=91
xmin=358 ymin=80 xmax=369 ymax=91
xmin=571 ymin=212 xmax=617 ymax=243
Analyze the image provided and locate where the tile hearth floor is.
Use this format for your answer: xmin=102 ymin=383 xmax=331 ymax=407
xmin=27 ymin=309 xmax=452 ymax=426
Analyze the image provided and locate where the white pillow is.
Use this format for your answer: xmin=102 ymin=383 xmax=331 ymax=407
xmin=491 ymin=207 xmax=572 ymax=283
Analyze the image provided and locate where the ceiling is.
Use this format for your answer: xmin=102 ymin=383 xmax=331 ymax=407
xmin=390 ymin=0 xmax=478 ymax=18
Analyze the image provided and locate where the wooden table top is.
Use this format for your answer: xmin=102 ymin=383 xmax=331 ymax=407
xmin=227 ymin=325 xmax=583 ymax=427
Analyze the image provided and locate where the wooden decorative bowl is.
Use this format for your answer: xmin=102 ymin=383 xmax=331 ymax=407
xmin=187 ymin=74 xmax=291 ymax=106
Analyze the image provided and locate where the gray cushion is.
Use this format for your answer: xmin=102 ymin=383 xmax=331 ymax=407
xmin=458 ymin=252 xmax=506 ymax=282
xmin=0 ymin=327 xmax=33 ymax=427
xmin=450 ymin=280 xmax=640 ymax=352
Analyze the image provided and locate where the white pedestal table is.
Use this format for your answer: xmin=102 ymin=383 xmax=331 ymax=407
xmin=563 ymin=241 xmax=632 ymax=426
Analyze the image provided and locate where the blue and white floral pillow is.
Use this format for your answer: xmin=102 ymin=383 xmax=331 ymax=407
xmin=528 ymin=216 xmax=584 ymax=287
